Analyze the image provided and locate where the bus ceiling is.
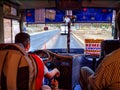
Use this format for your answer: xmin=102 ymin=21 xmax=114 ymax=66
xmin=7 ymin=0 xmax=120 ymax=10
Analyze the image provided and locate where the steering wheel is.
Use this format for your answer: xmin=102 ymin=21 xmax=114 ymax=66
xmin=34 ymin=49 xmax=51 ymax=62
xmin=34 ymin=50 xmax=57 ymax=70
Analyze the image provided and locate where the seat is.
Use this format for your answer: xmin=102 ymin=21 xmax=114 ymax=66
xmin=0 ymin=43 xmax=37 ymax=90
xmin=96 ymin=39 xmax=120 ymax=67
xmin=0 ymin=43 xmax=6 ymax=49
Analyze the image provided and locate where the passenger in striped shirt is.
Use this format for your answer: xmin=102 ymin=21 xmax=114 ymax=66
xmin=79 ymin=10 xmax=120 ymax=90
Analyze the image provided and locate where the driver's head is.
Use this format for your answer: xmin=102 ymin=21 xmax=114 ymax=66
xmin=15 ymin=32 xmax=30 ymax=51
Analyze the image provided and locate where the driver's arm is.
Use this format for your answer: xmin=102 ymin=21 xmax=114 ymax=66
xmin=44 ymin=65 xmax=60 ymax=79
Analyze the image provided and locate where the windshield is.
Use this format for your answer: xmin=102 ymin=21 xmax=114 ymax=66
xmin=24 ymin=8 xmax=114 ymax=53
xmin=27 ymin=23 xmax=113 ymax=50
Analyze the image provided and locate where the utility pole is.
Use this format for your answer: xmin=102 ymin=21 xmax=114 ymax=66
xmin=67 ymin=22 xmax=71 ymax=53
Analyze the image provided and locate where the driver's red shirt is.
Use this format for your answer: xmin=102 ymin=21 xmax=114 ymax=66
xmin=30 ymin=54 xmax=44 ymax=90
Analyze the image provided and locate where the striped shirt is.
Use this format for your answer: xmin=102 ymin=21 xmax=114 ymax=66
xmin=89 ymin=48 xmax=120 ymax=90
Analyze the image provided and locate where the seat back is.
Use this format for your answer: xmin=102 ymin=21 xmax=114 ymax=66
xmin=0 ymin=43 xmax=37 ymax=90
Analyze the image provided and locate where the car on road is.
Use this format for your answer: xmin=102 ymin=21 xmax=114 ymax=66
xmin=60 ymin=25 xmax=68 ymax=35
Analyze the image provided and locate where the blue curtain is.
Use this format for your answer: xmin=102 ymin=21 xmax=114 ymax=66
xmin=25 ymin=8 xmax=113 ymax=23
xmin=25 ymin=9 xmax=35 ymax=23
xmin=73 ymin=8 xmax=113 ymax=23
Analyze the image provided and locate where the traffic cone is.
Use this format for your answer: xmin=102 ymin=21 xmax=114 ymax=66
xmin=44 ymin=42 xmax=46 ymax=49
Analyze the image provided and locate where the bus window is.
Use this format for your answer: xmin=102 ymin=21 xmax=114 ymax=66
xmin=12 ymin=20 xmax=20 ymax=43
xmin=4 ymin=19 xmax=20 ymax=43
xmin=4 ymin=18 xmax=12 ymax=43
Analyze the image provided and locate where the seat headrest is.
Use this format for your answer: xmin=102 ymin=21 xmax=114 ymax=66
xmin=100 ymin=40 xmax=120 ymax=56
xmin=0 ymin=43 xmax=26 ymax=55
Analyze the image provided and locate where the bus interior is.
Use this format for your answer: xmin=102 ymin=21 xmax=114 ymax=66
xmin=0 ymin=0 xmax=120 ymax=90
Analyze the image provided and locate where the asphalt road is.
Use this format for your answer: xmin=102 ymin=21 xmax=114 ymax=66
xmin=53 ymin=34 xmax=83 ymax=49
xmin=29 ymin=30 xmax=84 ymax=51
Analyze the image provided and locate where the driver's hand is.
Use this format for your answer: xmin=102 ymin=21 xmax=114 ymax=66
xmin=54 ymin=68 xmax=60 ymax=77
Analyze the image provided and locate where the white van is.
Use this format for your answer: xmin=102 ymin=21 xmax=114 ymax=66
xmin=60 ymin=25 xmax=68 ymax=35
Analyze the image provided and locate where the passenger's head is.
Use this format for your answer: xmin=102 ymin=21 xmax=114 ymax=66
xmin=15 ymin=32 xmax=30 ymax=51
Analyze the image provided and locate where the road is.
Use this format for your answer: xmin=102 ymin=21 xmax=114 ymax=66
xmin=29 ymin=30 xmax=84 ymax=51
xmin=53 ymin=34 xmax=83 ymax=49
